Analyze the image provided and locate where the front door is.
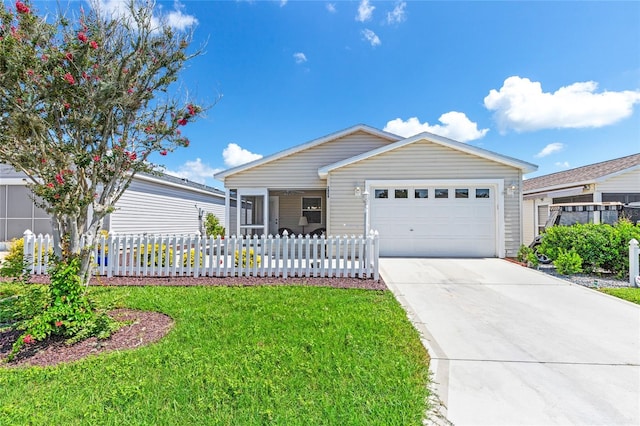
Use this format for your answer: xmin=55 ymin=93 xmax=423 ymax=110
xmin=269 ymin=196 xmax=279 ymax=235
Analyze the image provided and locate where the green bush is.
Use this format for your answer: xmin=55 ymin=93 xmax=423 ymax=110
xmin=205 ymin=213 xmax=225 ymax=238
xmin=1 ymin=237 xmax=52 ymax=281
xmin=6 ymin=257 xmax=118 ymax=360
xmin=538 ymin=220 xmax=640 ymax=278
xmin=606 ymin=219 xmax=640 ymax=278
xmin=554 ymin=248 xmax=583 ymax=275
xmin=0 ymin=238 xmax=29 ymax=280
xmin=517 ymin=245 xmax=533 ymax=263
xmin=516 ymin=245 xmax=539 ymax=268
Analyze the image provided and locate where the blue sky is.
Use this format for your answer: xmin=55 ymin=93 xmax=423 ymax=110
xmin=42 ymin=1 xmax=640 ymax=188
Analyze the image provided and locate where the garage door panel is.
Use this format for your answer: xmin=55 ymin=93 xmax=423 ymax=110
xmin=371 ymin=183 xmax=497 ymax=257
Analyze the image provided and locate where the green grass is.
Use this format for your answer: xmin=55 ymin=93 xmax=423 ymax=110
xmin=0 ymin=284 xmax=431 ymax=425
xmin=600 ymin=287 xmax=640 ymax=305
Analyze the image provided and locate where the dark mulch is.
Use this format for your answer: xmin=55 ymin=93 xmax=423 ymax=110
xmin=1 ymin=309 xmax=173 ymax=368
xmin=1 ymin=275 xmax=385 ymax=368
xmin=28 ymin=274 xmax=388 ymax=290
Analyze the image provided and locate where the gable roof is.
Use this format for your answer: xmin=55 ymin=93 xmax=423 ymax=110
xmin=523 ymin=153 xmax=640 ymax=194
xmin=214 ymin=124 xmax=402 ymax=180
xmin=318 ymin=131 xmax=538 ymax=178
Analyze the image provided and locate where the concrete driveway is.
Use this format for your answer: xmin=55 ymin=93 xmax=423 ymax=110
xmin=380 ymin=258 xmax=640 ymax=426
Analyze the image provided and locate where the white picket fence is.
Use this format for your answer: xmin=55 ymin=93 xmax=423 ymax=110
xmin=22 ymin=230 xmax=380 ymax=281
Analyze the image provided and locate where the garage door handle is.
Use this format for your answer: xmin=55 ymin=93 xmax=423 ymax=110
xmin=409 ymin=228 xmax=414 ymax=231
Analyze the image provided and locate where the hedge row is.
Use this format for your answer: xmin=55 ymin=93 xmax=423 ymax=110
xmin=538 ymin=220 xmax=640 ymax=278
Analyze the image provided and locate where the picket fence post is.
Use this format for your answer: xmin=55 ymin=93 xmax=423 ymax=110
xmin=630 ymin=239 xmax=639 ymax=287
xmin=22 ymin=229 xmax=34 ymax=275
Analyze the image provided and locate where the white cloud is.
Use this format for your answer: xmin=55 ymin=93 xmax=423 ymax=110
xmin=164 ymin=158 xmax=221 ymax=184
xmin=484 ymin=76 xmax=640 ymax=132
xmin=361 ymin=29 xmax=381 ymax=47
xmin=223 ymin=143 xmax=263 ymax=167
xmin=96 ymin=0 xmax=198 ymax=30
xmin=535 ymin=142 xmax=564 ymax=158
xmin=293 ymin=52 xmax=307 ymax=64
xmin=555 ymin=161 xmax=571 ymax=169
xmin=279 ymin=0 xmax=288 ymax=7
xmin=356 ymin=0 xmax=375 ymax=22
xmin=387 ymin=1 xmax=406 ymax=24
xmin=326 ymin=3 xmax=336 ymax=13
xmin=162 ymin=2 xmax=198 ymax=30
xmin=384 ymin=112 xmax=489 ymax=142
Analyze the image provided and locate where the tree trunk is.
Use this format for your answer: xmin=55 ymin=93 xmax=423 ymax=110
xmin=52 ymin=205 xmax=105 ymax=286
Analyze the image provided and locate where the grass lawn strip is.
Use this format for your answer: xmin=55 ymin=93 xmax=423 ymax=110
xmin=599 ymin=287 xmax=640 ymax=305
xmin=0 ymin=285 xmax=431 ymax=425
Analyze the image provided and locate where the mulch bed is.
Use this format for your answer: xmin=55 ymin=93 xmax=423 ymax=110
xmin=1 ymin=309 xmax=173 ymax=368
xmin=1 ymin=275 xmax=386 ymax=368
xmin=28 ymin=274 xmax=388 ymax=290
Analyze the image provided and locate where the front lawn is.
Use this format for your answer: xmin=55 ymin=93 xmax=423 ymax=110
xmin=0 ymin=285 xmax=431 ymax=425
xmin=600 ymin=287 xmax=640 ymax=305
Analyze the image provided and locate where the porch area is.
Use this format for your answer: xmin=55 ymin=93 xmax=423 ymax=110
xmin=228 ymin=188 xmax=328 ymax=238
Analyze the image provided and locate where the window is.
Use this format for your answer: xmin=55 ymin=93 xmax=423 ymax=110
xmin=302 ymin=197 xmax=322 ymax=224
xmin=435 ymin=189 xmax=448 ymax=199
xmin=395 ymin=189 xmax=408 ymax=199
xmin=374 ymin=189 xmax=388 ymax=199
xmin=476 ymin=188 xmax=490 ymax=198
xmin=415 ymin=189 xmax=428 ymax=199
xmin=455 ymin=189 xmax=469 ymax=199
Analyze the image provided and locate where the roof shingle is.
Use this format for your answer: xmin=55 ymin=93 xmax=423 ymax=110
xmin=523 ymin=153 xmax=640 ymax=193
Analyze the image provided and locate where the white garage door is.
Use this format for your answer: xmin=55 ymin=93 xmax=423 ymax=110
xmin=370 ymin=184 xmax=497 ymax=257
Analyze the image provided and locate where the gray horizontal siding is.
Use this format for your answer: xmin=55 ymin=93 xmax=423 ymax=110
xmin=109 ymin=179 xmax=226 ymax=235
xmin=328 ymin=141 xmax=523 ymax=256
xmin=225 ymin=131 xmax=393 ymax=189
xmin=0 ymin=166 xmax=230 ymax=240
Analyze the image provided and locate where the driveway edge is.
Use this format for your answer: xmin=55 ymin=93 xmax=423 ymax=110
xmin=380 ymin=265 xmax=453 ymax=426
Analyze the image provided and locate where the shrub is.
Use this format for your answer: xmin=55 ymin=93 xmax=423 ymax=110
xmin=130 ymin=244 xmax=204 ymax=268
xmin=182 ymin=248 xmax=204 ymax=268
xmin=538 ymin=221 xmax=640 ymax=278
xmin=554 ymin=249 xmax=583 ymax=275
xmin=205 ymin=213 xmax=225 ymax=238
xmin=7 ymin=257 xmax=118 ymax=360
xmin=235 ymin=249 xmax=261 ymax=268
xmin=134 ymin=243 xmax=175 ymax=267
xmin=516 ymin=245 xmax=539 ymax=268
xmin=606 ymin=219 xmax=640 ymax=278
xmin=526 ymin=251 xmax=539 ymax=268
xmin=516 ymin=245 xmax=533 ymax=263
xmin=0 ymin=238 xmax=29 ymax=280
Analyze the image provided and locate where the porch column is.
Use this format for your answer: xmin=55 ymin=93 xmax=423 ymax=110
xmin=263 ymin=194 xmax=269 ymax=237
xmin=224 ymin=189 xmax=231 ymax=237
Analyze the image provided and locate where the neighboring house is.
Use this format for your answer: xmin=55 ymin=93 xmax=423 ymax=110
xmin=214 ymin=124 xmax=537 ymax=258
xmin=522 ymin=153 xmax=640 ymax=245
xmin=0 ymin=163 xmax=231 ymax=247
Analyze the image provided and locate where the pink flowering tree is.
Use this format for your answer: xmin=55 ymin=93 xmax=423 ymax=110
xmin=0 ymin=0 xmax=203 ymax=284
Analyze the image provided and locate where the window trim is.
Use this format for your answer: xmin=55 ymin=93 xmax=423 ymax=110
xmin=301 ymin=196 xmax=322 ymax=224
xmin=374 ymin=189 xmax=389 ymax=199
xmin=455 ymin=188 xmax=469 ymax=199
xmin=415 ymin=189 xmax=429 ymax=199
xmin=394 ymin=189 xmax=408 ymax=199
xmin=435 ymin=188 xmax=449 ymax=199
